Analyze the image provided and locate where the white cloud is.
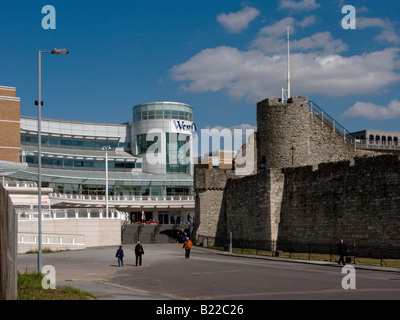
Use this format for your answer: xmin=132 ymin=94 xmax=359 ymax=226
xmin=249 ymin=16 xmax=347 ymax=54
xmin=357 ymin=17 xmax=400 ymax=45
xmin=342 ymin=100 xmax=400 ymax=120
xmin=278 ymin=0 xmax=320 ymax=11
xmin=217 ymin=6 xmax=260 ymax=34
xmin=170 ymin=14 xmax=400 ymax=104
xmin=171 ymin=46 xmax=400 ymax=101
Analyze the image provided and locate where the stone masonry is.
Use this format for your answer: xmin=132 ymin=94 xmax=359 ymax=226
xmin=194 ymin=96 xmax=400 ymax=257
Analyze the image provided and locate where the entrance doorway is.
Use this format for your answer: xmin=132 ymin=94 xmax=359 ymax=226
xmin=158 ymin=213 xmax=169 ymax=224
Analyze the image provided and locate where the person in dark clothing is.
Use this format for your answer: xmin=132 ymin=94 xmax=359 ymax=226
xmin=337 ymin=239 xmax=349 ymax=265
xmin=135 ymin=241 xmax=144 ymax=266
xmin=116 ymin=245 xmax=124 ymax=267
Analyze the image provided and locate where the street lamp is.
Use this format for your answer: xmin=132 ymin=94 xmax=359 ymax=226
xmin=37 ymin=48 xmax=69 ymax=273
xmin=102 ymin=146 xmax=111 ymax=217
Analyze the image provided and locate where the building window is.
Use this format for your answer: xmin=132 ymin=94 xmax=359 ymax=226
xmin=166 ymin=133 xmax=190 ymax=174
xmin=137 ymin=134 xmax=159 ymax=154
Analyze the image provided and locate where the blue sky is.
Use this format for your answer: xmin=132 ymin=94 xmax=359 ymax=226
xmin=1 ymin=0 xmax=400 ymax=138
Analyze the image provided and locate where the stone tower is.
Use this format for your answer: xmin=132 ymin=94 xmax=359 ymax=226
xmin=256 ymin=96 xmax=364 ymax=170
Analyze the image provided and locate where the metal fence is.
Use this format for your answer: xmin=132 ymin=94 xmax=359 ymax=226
xmin=198 ymin=236 xmax=400 ymax=267
xmin=308 ymin=101 xmax=357 ymax=147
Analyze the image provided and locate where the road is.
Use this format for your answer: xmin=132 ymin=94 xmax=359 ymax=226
xmin=17 ymin=243 xmax=400 ymax=301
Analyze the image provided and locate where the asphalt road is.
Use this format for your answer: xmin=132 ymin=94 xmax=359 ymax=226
xmin=17 ymin=243 xmax=400 ymax=301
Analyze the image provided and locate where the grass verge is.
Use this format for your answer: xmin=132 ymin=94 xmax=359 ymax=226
xmin=18 ymin=272 xmax=96 ymax=300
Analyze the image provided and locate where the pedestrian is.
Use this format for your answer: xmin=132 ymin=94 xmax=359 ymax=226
xmin=116 ymin=245 xmax=124 ymax=267
xmin=183 ymin=237 xmax=193 ymax=259
xmin=337 ymin=239 xmax=349 ymax=265
xmin=181 ymin=229 xmax=187 ymax=243
xmin=135 ymin=241 xmax=144 ymax=266
xmin=186 ymin=212 xmax=192 ymax=225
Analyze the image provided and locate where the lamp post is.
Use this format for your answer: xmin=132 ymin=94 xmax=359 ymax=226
xmin=37 ymin=48 xmax=69 ymax=273
xmin=102 ymin=146 xmax=111 ymax=217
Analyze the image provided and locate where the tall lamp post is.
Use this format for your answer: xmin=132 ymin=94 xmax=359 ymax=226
xmin=102 ymin=146 xmax=111 ymax=217
xmin=37 ymin=48 xmax=69 ymax=273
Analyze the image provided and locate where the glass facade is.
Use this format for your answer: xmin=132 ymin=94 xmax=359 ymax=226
xmin=21 ymin=133 xmax=130 ymax=152
xmin=133 ymin=102 xmax=193 ymax=122
xmin=166 ymin=133 xmax=190 ymax=174
xmin=25 ymin=155 xmax=139 ymax=171
xmin=137 ymin=133 xmax=160 ymax=154
xmin=14 ymin=101 xmax=194 ymax=202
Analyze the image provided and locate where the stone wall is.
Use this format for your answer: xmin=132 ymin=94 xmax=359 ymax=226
xmin=193 ymin=168 xmax=237 ymax=243
xmin=256 ymin=97 xmax=373 ymax=169
xmin=278 ymin=154 xmax=400 ymax=252
xmin=196 ymin=154 xmax=400 ymax=256
xmin=194 ymin=96 xmax=399 ymax=257
xmin=224 ymin=169 xmax=284 ymax=243
xmin=0 ymin=185 xmax=17 ymax=300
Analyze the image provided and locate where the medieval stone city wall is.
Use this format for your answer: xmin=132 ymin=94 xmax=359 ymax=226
xmin=277 ymin=154 xmax=400 ymax=251
xmin=195 ymin=155 xmax=400 ymax=256
xmin=256 ymin=97 xmax=374 ymax=169
xmin=194 ymin=96 xmax=399 ymax=256
xmin=194 ymin=169 xmax=237 ymax=242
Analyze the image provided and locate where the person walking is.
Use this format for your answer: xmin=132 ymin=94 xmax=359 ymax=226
xmin=135 ymin=241 xmax=144 ymax=266
xmin=116 ymin=245 xmax=124 ymax=267
xmin=337 ymin=239 xmax=349 ymax=265
xmin=183 ymin=237 xmax=193 ymax=259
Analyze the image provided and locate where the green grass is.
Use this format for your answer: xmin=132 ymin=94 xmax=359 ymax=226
xmin=18 ymin=272 xmax=96 ymax=300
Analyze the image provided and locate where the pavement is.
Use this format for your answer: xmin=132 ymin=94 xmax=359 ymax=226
xmin=17 ymin=243 xmax=400 ymax=300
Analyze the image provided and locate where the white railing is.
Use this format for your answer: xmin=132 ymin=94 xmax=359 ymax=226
xmin=17 ymin=208 xmax=128 ymax=221
xmin=3 ymin=181 xmax=38 ymax=188
xmin=50 ymin=193 xmax=194 ymax=202
xmin=355 ymin=139 xmax=400 ymax=151
xmin=18 ymin=232 xmax=85 ymax=246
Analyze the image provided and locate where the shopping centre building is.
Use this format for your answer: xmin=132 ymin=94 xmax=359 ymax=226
xmin=0 ymin=85 xmax=195 ymax=226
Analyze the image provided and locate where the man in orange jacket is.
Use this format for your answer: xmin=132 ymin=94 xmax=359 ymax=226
xmin=183 ymin=237 xmax=193 ymax=259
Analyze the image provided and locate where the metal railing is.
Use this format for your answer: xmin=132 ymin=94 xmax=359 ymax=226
xmin=134 ymin=224 xmax=144 ymax=243
xmin=355 ymin=139 xmax=400 ymax=151
xmin=17 ymin=208 xmax=128 ymax=221
xmin=198 ymin=236 xmax=400 ymax=267
xmin=2 ymin=181 xmax=38 ymax=188
xmin=50 ymin=193 xmax=194 ymax=202
xmin=150 ymin=224 xmax=161 ymax=244
xmin=308 ymin=101 xmax=357 ymax=147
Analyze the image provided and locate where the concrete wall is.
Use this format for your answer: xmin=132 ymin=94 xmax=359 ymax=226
xmin=18 ymin=218 xmax=121 ymax=253
xmin=0 ymin=185 xmax=17 ymax=300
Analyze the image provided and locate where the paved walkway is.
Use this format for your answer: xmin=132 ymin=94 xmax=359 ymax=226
xmin=17 ymin=244 xmax=400 ymax=300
